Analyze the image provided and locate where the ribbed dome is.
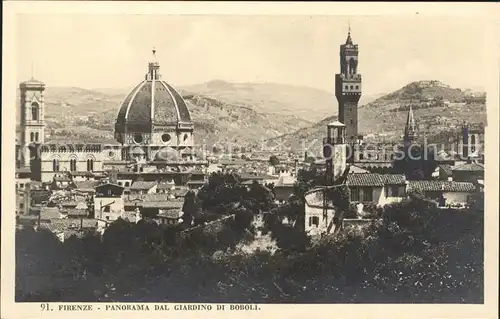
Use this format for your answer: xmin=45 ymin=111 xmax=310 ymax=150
xmin=115 ymin=50 xmax=192 ymax=134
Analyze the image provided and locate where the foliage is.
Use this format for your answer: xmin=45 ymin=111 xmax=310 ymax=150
xmin=269 ymin=155 xmax=280 ymax=166
xmin=17 ymin=184 xmax=483 ymax=303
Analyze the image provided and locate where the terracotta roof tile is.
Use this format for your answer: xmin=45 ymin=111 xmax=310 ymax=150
xmin=129 ymin=181 xmax=157 ymax=190
xmin=379 ymin=174 xmax=406 ymax=185
xmin=346 ymin=173 xmax=384 ymax=187
xmin=452 ymin=162 xmax=484 ymax=172
xmin=407 ymin=180 xmax=476 ymax=193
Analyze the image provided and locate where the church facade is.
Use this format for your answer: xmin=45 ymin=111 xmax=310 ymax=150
xmin=16 ymin=50 xmax=207 ymax=184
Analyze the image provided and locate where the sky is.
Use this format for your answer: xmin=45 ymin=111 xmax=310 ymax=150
xmin=16 ymin=14 xmax=490 ymax=95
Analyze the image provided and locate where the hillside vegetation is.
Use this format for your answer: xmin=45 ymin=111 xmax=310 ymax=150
xmin=270 ymin=81 xmax=486 ymax=153
xmin=16 ymin=80 xmax=486 ymax=150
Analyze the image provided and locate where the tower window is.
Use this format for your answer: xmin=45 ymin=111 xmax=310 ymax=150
xmin=87 ymin=159 xmax=94 ymax=172
xmin=31 ymin=102 xmax=39 ymax=121
xmin=345 ymin=85 xmax=348 ymax=90
xmin=30 ymin=132 xmax=35 ymax=142
xmin=350 ymin=85 xmax=354 ymax=89
xmin=35 ymin=132 xmax=39 ymax=142
xmin=356 ymin=85 xmax=359 ymax=89
xmin=52 ymin=159 xmax=60 ymax=172
xmin=70 ymin=159 xmax=77 ymax=171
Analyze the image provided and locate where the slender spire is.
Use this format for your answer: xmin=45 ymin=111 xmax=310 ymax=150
xmin=404 ymin=104 xmax=418 ymax=142
xmin=345 ymin=22 xmax=353 ymax=45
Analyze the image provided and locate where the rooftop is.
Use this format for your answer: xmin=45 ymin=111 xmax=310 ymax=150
xmin=407 ymin=180 xmax=476 ymax=193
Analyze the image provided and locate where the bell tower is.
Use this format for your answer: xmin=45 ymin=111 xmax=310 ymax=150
xmin=19 ymin=77 xmax=46 ymax=168
xmin=335 ymin=26 xmax=362 ymax=158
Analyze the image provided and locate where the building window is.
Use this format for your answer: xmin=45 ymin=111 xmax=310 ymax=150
xmin=20 ymin=203 xmax=24 ymax=209
xmin=364 ymin=187 xmax=374 ymax=202
xmin=30 ymin=132 xmax=35 ymax=142
xmin=350 ymin=187 xmax=359 ymax=201
xmin=52 ymin=159 xmax=60 ymax=172
xmin=35 ymin=132 xmax=39 ymax=142
xmin=19 ymin=183 xmax=24 ymax=188
xmin=87 ymin=159 xmax=94 ymax=172
xmin=345 ymin=85 xmax=348 ymax=90
xmin=309 ymin=216 xmax=319 ymax=227
xmin=70 ymin=159 xmax=77 ymax=171
xmin=356 ymin=85 xmax=359 ymax=89
xmin=125 ymin=182 xmax=130 ymax=187
xmin=134 ymin=133 xmax=143 ymax=144
xmin=31 ymin=102 xmax=39 ymax=121
xmin=312 ymin=216 xmax=319 ymax=226
xmin=161 ymin=134 xmax=171 ymax=143
xmin=350 ymin=85 xmax=354 ymax=89
xmin=390 ymin=186 xmax=400 ymax=197
xmin=470 ymin=134 xmax=476 ymax=153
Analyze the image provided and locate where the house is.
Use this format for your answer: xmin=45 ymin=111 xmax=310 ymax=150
xmin=436 ymin=164 xmax=453 ymax=181
xmin=380 ymin=174 xmax=407 ymax=205
xmin=94 ymin=183 xmax=125 ymax=221
xmin=16 ymin=167 xmax=31 ymax=191
xmin=155 ymin=210 xmax=184 ymax=226
xmin=407 ymin=180 xmax=477 ymax=207
xmin=125 ymin=194 xmax=184 ymax=219
xmin=69 ymin=171 xmax=95 ymax=182
xmin=51 ymin=173 xmax=72 ymax=190
xmin=346 ymin=173 xmax=407 ymax=207
xmin=303 ymin=186 xmax=338 ymax=236
xmin=273 ymin=175 xmax=297 ymax=203
xmin=129 ymin=181 xmax=158 ymax=195
xmin=451 ymin=161 xmax=484 ymax=183
xmin=346 ymin=173 xmax=384 ymax=204
xmin=71 ymin=180 xmax=100 ymax=194
xmin=156 ymin=180 xmax=176 ymax=193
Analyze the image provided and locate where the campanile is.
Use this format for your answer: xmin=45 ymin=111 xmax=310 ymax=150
xmin=335 ymin=27 xmax=362 ymax=149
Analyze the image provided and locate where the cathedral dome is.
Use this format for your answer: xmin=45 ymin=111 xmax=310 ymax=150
xmin=115 ymin=49 xmax=193 ymax=135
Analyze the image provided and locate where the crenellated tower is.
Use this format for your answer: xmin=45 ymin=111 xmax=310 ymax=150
xmin=335 ymin=26 xmax=362 ymax=157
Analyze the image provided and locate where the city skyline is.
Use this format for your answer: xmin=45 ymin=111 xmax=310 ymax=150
xmin=16 ymin=14 xmax=489 ymax=96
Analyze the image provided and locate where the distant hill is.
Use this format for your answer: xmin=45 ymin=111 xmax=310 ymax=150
xmin=269 ymin=80 xmax=487 ymax=155
xmin=16 ymin=83 xmax=314 ymax=144
xmin=15 ymin=80 xmax=486 ymax=152
xmin=182 ymin=80 xmax=340 ymax=122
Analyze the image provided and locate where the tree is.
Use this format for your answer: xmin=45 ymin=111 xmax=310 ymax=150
xmin=269 ymin=155 xmax=280 ymax=166
xmin=327 ymin=185 xmax=351 ymax=233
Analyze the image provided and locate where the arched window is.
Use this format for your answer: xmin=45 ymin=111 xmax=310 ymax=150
xmin=70 ymin=159 xmax=77 ymax=171
xmin=86 ymin=159 xmax=94 ymax=172
xmin=470 ymin=134 xmax=476 ymax=153
xmin=35 ymin=132 xmax=39 ymax=142
xmin=52 ymin=159 xmax=60 ymax=172
xmin=31 ymin=102 xmax=39 ymax=121
xmin=30 ymin=132 xmax=35 ymax=142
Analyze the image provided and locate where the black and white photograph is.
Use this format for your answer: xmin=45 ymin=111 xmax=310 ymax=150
xmin=2 ymin=2 xmax=499 ymax=317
